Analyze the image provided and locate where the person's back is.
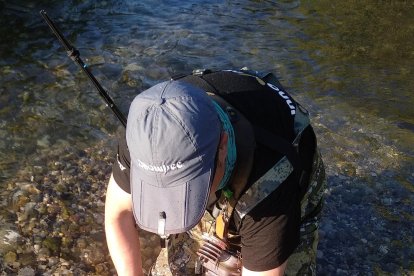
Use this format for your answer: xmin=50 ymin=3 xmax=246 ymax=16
xmin=105 ymin=69 xmax=326 ymax=276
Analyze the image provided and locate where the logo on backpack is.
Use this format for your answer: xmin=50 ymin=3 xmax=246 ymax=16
xmin=266 ymin=82 xmax=296 ymax=115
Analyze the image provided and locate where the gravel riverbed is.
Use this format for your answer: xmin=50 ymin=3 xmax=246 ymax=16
xmin=0 ymin=139 xmax=161 ymax=275
xmin=1 ymin=119 xmax=413 ymax=275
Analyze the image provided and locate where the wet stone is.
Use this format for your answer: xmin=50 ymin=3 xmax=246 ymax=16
xmin=4 ymin=251 xmax=17 ymax=264
xmin=36 ymin=247 xmax=51 ymax=262
xmin=17 ymin=267 xmax=35 ymax=276
xmin=19 ymin=252 xmax=36 ymax=266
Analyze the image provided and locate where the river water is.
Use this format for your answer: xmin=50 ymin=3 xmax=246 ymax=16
xmin=1 ymin=0 xmax=413 ymax=275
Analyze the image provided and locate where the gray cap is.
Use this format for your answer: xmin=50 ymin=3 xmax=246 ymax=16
xmin=126 ymin=80 xmax=221 ymax=235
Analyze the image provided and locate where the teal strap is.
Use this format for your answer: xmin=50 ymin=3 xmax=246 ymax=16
xmin=211 ymin=101 xmax=237 ymax=191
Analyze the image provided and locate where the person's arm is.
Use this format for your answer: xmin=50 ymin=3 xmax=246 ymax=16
xmin=242 ymin=260 xmax=287 ymax=276
xmin=105 ymin=174 xmax=143 ymax=276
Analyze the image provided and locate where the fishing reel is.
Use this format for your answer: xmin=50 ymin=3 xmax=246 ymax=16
xmin=195 ymin=233 xmax=242 ymax=276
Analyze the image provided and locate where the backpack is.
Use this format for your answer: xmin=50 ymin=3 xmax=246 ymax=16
xmin=177 ymin=68 xmax=311 ymax=231
xmin=151 ymin=69 xmax=314 ymax=276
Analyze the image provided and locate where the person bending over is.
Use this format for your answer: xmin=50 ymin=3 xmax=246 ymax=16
xmin=105 ymin=69 xmax=326 ymax=276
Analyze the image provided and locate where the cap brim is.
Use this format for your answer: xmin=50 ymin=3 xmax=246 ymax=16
xmin=130 ymin=162 xmax=213 ymax=235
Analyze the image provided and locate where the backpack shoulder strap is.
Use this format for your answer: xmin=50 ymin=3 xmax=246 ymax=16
xmin=207 ymin=93 xmax=256 ymax=200
xmin=207 ymin=92 xmax=256 ymax=240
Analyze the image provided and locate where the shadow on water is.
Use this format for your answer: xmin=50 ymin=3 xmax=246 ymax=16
xmin=0 ymin=0 xmax=413 ymax=274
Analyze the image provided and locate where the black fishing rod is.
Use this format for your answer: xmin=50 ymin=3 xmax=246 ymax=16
xmin=40 ymin=10 xmax=127 ymax=127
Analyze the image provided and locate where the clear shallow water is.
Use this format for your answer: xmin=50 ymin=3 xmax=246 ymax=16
xmin=1 ymin=0 xmax=413 ymax=274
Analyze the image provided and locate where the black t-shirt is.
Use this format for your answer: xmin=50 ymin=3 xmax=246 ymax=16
xmin=112 ymin=70 xmax=315 ymax=271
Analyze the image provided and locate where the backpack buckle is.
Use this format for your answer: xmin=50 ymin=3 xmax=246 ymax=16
xmin=192 ymin=68 xmax=212 ymax=76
